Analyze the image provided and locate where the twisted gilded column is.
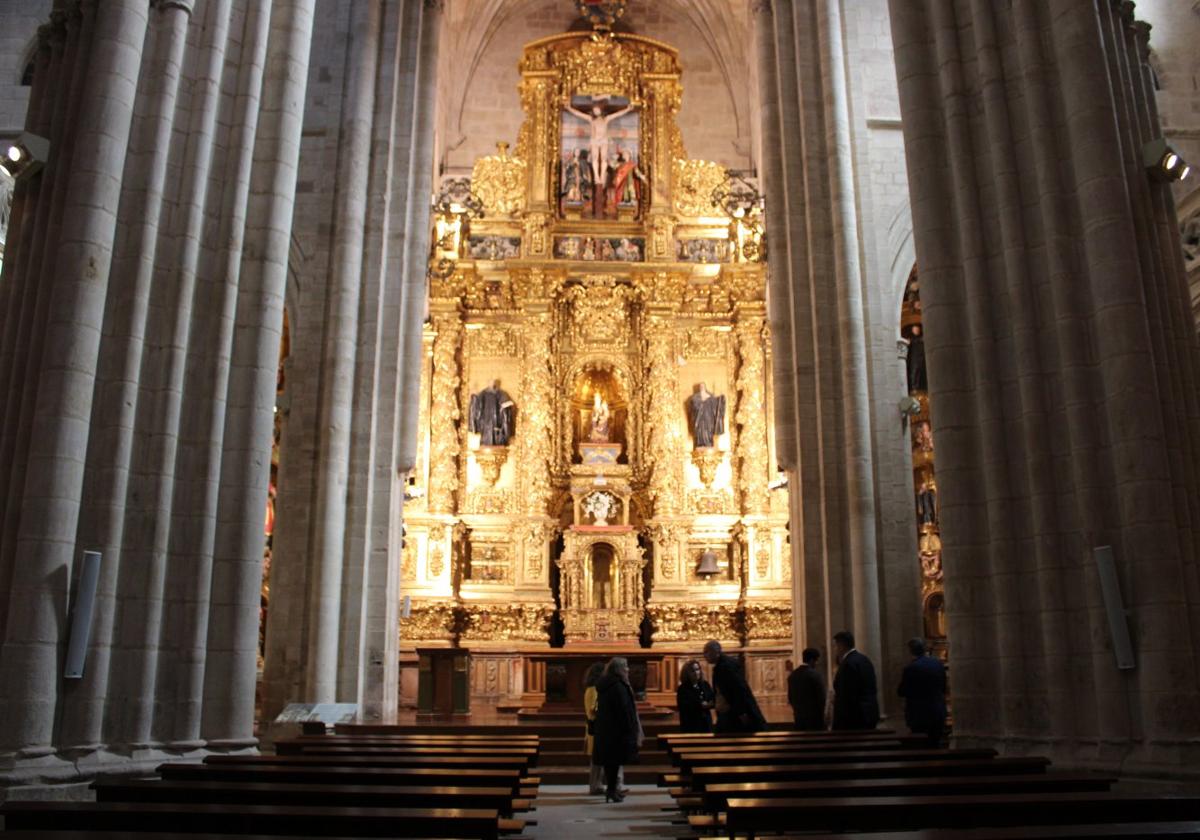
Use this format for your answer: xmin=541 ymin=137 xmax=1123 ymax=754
xmin=426 ymin=303 xmax=463 ymax=515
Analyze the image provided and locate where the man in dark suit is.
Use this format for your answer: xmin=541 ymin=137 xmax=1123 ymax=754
xmin=787 ymin=647 xmax=826 ymax=730
xmin=703 ymin=640 xmax=767 ymax=734
xmin=831 ymin=630 xmax=880 ymax=730
xmin=898 ymin=637 xmax=947 ymax=746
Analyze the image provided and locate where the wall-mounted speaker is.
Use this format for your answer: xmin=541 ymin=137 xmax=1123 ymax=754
xmin=63 ymin=550 xmax=102 ymax=679
xmin=1094 ymin=545 xmax=1136 ymax=671
xmin=401 ymin=595 xmax=412 ymax=619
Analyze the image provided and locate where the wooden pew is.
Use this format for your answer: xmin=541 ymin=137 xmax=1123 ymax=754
xmin=665 ymin=737 xmax=928 ymax=762
xmin=0 ymin=802 xmax=506 ymax=839
xmin=274 ymin=744 xmax=538 ymax=762
xmin=678 ymin=756 xmax=1052 ymax=790
xmin=697 ymin=773 xmax=1114 ymax=811
xmin=203 ymin=753 xmax=534 ymax=775
xmin=93 ymin=778 xmax=532 ymax=816
xmin=674 ymin=746 xmax=996 ymax=774
xmin=723 ymin=792 xmax=1200 ymax=837
xmin=159 ymin=762 xmax=531 ymax=795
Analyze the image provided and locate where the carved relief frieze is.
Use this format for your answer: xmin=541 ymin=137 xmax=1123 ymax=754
xmin=465 ymin=324 xmax=519 ymax=357
xmin=648 ymin=602 xmax=740 ymax=642
xmin=684 ymin=326 xmax=729 ymax=359
xmin=399 ymin=602 xmax=456 ymax=640
xmin=460 ymin=604 xmax=554 ymax=642
xmin=743 ymin=601 xmax=792 ymax=640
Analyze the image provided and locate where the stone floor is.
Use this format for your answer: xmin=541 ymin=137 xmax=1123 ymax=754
xmin=526 ymin=784 xmax=684 ymax=839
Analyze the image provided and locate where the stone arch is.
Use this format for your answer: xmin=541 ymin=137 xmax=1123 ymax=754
xmin=887 ymin=200 xmax=916 ymax=336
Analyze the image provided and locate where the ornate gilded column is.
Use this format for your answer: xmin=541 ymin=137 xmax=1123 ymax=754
xmin=426 ymin=299 xmax=463 ymax=515
xmin=733 ymin=304 xmax=769 ymax=515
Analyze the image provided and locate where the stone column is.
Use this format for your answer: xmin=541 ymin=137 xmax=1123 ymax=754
xmin=752 ymin=0 xmax=885 ymax=669
xmin=890 ymin=0 xmax=1200 ymax=778
xmin=0 ymin=0 xmax=150 ymax=756
xmin=306 ymin=0 xmax=381 ymax=705
xmin=201 ymin=0 xmax=316 ymax=747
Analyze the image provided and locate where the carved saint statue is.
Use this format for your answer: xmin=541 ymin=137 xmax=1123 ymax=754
xmin=588 ymin=392 xmax=611 ymax=442
xmin=468 ymin=380 xmax=515 ymax=446
xmin=687 ymin=382 xmax=726 ymax=449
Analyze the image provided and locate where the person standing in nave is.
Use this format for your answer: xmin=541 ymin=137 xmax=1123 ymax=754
xmin=787 ymin=647 xmax=827 ymax=731
xmin=905 ymin=324 xmax=927 ymax=393
xmin=676 ymin=659 xmax=715 ymax=733
xmin=898 ymin=637 xmax=947 ymax=746
xmin=831 ymin=630 xmax=880 ymax=730
xmin=703 ymin=640 xmax=766 ymax=734
xmin=593 ymin=657 xmax=641 ymax=803
xmin=583 ymin=661 xmax=612 ymax=795
xmin=468 ymin=380 xmax=515 ymax=446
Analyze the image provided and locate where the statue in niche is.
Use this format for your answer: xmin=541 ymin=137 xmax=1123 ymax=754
xmin=468 ymin=380 xmax=515 ymax=446
xmin=687 ymin=382 xmax=726 ymax=449
xmin=916 ymin=475 xmax=938 ymax=527
xmin=588 ymin=392 xmax=611 ymax=442
xmin=905 ymin=324 xmax=927 ymax=393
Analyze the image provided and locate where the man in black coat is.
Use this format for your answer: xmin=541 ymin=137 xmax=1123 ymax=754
xmin=831 ymin=630 xmax=880 ymax=730
xmin=703 ymin=640 xmax=767 ymax=734
xmin=787 ymin=647 xmax=826 ymax=730
xmin=898 ymin=637 xmax=947 ymax=745
xmin=593 ymin=657 xmax=641 ymax=802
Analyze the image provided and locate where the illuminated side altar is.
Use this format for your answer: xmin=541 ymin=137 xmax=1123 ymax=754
xmin=399 ymin=23 xmax=793 ymax=710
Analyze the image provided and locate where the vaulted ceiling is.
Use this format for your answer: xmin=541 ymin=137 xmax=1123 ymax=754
xmin=436 ymin=0 xmax=757 ymax=176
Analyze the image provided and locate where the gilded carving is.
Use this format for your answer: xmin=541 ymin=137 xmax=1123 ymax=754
xmin=460 ymin=604 xmax=554 ymax=642
xmin=468 ymin=541 xmax=514 ymax=584
xmin=743 ymin=601 xmax=792 ymax=640
xmin=734 ymin=317 xmax=770 ymax=513
xmin=472 ymin=142 xmax=527 ymax=217
xmin=564 ymin=276 xmax=636 ymax=346
xmin=684 ymin=327 xmax=728 ymax=360
xmin=464 ymin=324 xmax=519 ymax=357
xmin=520 ymin=312 xmax=556 ymax=515
xmin=466 ymin=489 xmax=513 ymax=514
xmin=643 ymin=317 xmax=680 ymax=516
xmin=673 ymin=159 xmax=727 ymax=218
xmin=648 ymin=602 xmax=740 ymax=641
xmin=427 ymin=311 xmax=463 ymax=513
xmin=400 ymin=603 xmax=456 ymax=640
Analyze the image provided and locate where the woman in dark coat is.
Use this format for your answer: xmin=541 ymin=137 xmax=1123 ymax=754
xmin=593 ymin=657 xmax=641 ymax=802
xmin=676 ymin=659 xmax=715 ymax=733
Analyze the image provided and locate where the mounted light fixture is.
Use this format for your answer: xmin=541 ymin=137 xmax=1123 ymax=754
xmin=1 ymin=132 xmax=49 ymax=180
xmin=899 ymin=394 xmax=922 ymax=419
xmin=1143 ymin=137 xmax=1191 ymax=182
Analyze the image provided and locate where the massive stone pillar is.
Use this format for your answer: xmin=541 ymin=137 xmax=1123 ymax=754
xmin=261 ymin=0 xmax=441 ymax=724
xmin=753 ymin=0 xmax=904 ymax=689
xmin=890 ymin=0 xmax=1200 ymax=778
xmin=0 ymin=0 xmax=316 ymax=791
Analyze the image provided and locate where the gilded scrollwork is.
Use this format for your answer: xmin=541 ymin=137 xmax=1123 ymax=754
xmin=643 ymin=317 xmax=680 ymax=516
xmin=400 ymin=602 xmax=456 ymax=640
xmin=464 ymin=324 xmax=519 ymax=357
xmin=743 ymin=601 xmax=793 ymax=640
xmin=563 ymin=276 xmax=637 ymax=347
xmin=459 ymin=604 xmax=554 ymax=641
xmin=472 ymin=142 xmax=527 ymax=217
xmin=734 ymin=316 xmax=770 ymax=513
xmin=648 ymin=602 xmax=740 ymax=642
xmin=427 ymin=310 xmax=463 ymax=513
xmin=673 ymin=159 xmax=727 ymax=218
xmin=521 ymin=311 xmax=556 ymax=515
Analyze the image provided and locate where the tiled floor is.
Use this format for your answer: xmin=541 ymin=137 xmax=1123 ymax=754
xmin=526 ymin=784 xmax=685 ymax=839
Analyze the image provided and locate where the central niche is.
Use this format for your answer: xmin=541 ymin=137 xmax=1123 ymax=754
xmin=589 ymin=542 xmax=616 ymax=609
xmin=571 ymin=364 xmax=628 ymax=463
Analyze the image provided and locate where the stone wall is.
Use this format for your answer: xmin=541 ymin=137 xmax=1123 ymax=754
xmin=0 ymin=0 xmax=50 ymax=139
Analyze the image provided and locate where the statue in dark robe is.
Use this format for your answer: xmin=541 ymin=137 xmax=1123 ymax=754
xmin=687 ymin=383 xmax=726 ymax=448
xmin=468 ymin=381 xmax=515 ymax=446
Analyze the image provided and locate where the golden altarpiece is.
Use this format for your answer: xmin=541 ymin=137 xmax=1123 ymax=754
xmin=399 ymin=24 xmax=794 ymax=708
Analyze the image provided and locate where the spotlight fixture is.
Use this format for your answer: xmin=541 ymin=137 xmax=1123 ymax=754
xmin=767 ymin=471 xmax=789 ymax=492
xmin=1 ymin=132 xmax=49 ymax=180
xmin=899 ymin=395 xmax=922 ymax=419
xmin=1143 ymin=137 xmax=1191 ymax=183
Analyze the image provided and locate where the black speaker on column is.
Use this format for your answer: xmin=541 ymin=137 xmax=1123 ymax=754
xmin=63 ymin=550 xmax=101 ymax=679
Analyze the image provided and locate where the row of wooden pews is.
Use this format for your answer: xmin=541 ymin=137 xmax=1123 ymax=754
xmin=0 ymin=726 xmax=540 ymax=839
xmin=657 ymin=728 xmax=1200 ymax=839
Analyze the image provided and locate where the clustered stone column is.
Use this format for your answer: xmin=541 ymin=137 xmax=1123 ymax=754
xmin=261 ymin=0 xmax=442 ymax=724
xmin=0 ymin=0 xmax=315 ymax=787
xmin=890 ymin=0 xmax=1200 ymax=777
xmin=752 ymin=0 xmax=900 ymax=685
